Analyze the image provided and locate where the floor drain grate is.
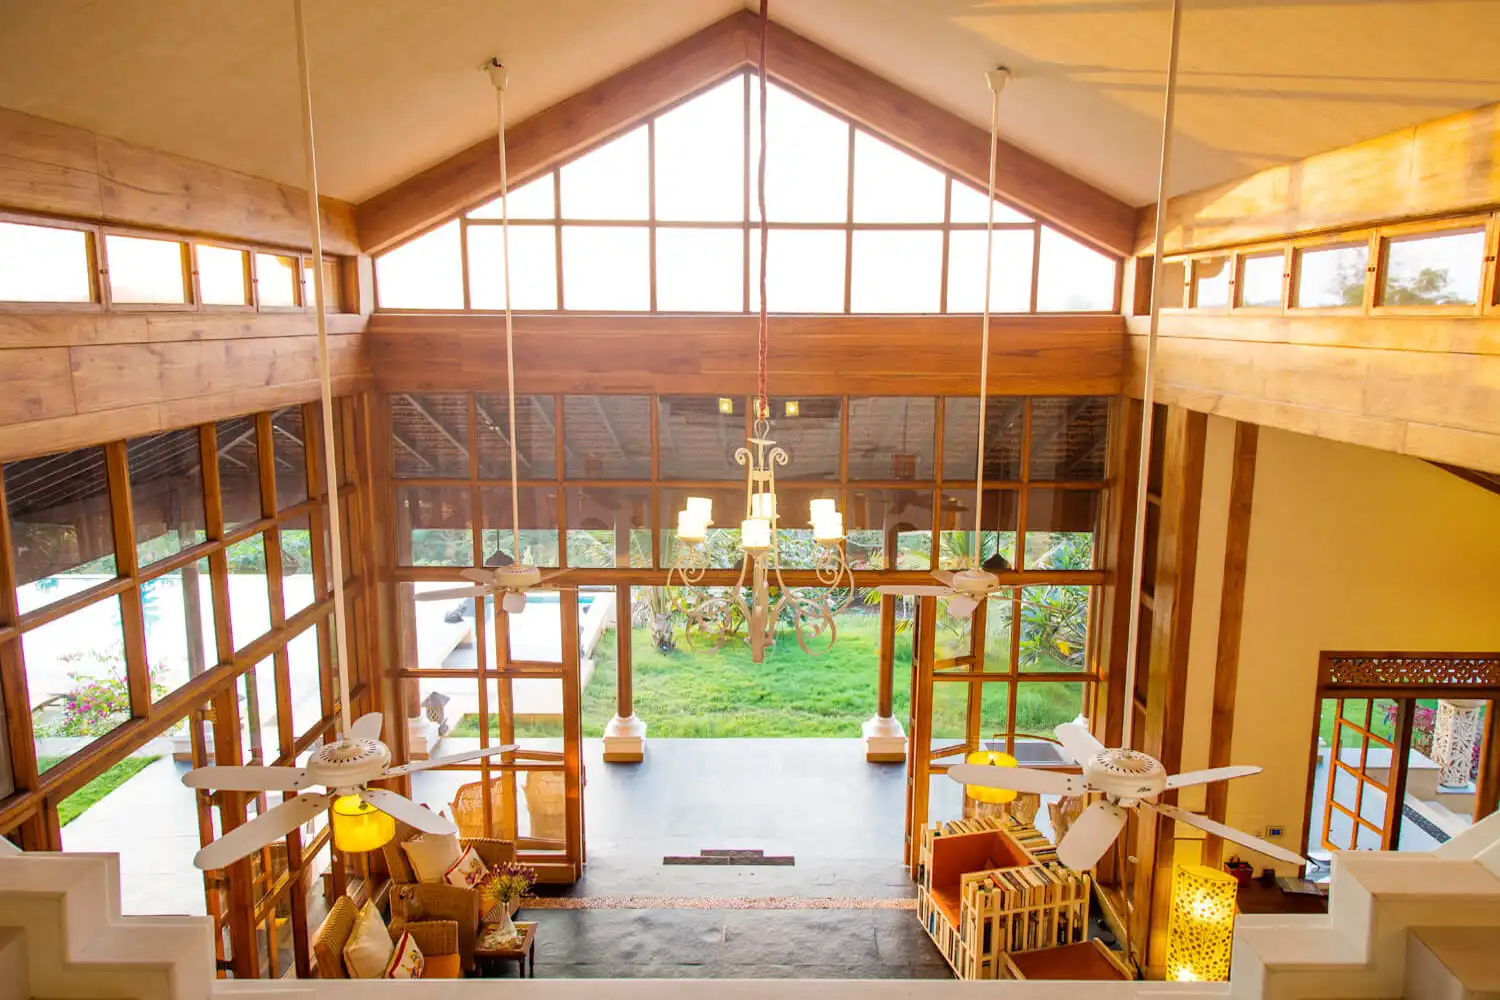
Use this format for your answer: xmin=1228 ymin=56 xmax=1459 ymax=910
xmin=663 ymin=849 xmax=795 ymax=866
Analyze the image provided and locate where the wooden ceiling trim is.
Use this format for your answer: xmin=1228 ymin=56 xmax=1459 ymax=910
xmin=355 ymin=10 xmax=1135 ymax=256
xmin=1137 ymin=101 xmax=1500 ymax=256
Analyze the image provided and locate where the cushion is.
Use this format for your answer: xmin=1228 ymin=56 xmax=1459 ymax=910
xmin=341 ymin=902 xmax=394 ymax=979
xmin=442 ymin=845 xmax=490 ymax=890
xmin=384 ymin=930 xmax=425 ymax=980
xmin=422 ymin=952 xmax=462 ymax=979
xmin=401 ymin=831 xmax=462 ymax=883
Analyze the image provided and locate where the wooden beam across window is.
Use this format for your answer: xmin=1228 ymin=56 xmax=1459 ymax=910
xmin=354 ymin=11 xmax=1136 ymax=257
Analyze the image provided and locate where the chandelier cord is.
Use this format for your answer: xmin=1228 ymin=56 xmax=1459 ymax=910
xmin=755 ymin=0 xmax=770 ymax=420
xmin=972 ymin=81 xmax=1001 ymax=571
xmin=492 ymin=68 xmax=522 ymax=562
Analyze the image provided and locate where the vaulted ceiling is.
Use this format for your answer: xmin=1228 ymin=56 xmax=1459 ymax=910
xmin=1 ymin=0 xmax=1497 ymax=208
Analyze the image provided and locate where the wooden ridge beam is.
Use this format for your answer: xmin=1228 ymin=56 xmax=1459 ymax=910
xmin=354 ymin=11 xmax=1135 ymax=256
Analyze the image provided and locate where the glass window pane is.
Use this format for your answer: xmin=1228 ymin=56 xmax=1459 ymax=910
xmin=1296 ymin=243 xmax=1368 ymax=308
xmin=390 ymin=392 xmax=471 ymax=478
xmin=227 ymin=533 xmax=271 ymax=649
xmin=847 ymin=397 xmax=935 ymax=481
xmin=468 ymin=173 xmax=556 ymax=220
xmin=772 ymin=486 xmax=837 ymax=567
xmin=397 ymin=486 xmax=473 ymax=567
xmin=767 ymin=396 xmax=840 ymax=480
xmin=280 ymin=514 xmax=313 ymax=618
xmin=128 ymin=428 xmax=205 ymax=567
xmin=467 ymin=224 xmax=558 ymax=310
xmin=5 ymin=446 xmax=115 ymax=614
xmin=1019 ymin=586 xmax=1089 ymax=671
xmin=950 ymin=180 xmax=1033 ymax=224
xmin=301 ymin=256 xmax=342 ymax=314
xmin=271 ymin=408 xmax=307 ymax=509
xmin=946 ymin=229 xmax=1034 ymax=313
xmin=0 ymin=221 xmax=92 ymax=302
xmin=659 ymin=486 xmax=746 ymax=569
xmin=851 ymin=230 xmax=942 ymax=313
xmin=400 ymin=583 xmax=480 ymax=670
xmin=939 ymin=489 xmax=1018 ymax=571
xmin=1036 ymin=227 xmax=1115 ymax=311
xmin=1028 ymin=397 xmax=1109 ymax=481
xmin=749 ymin=229 xmax=847 ymax=313
xmin=481 ymin=487 xmax=558 ymax=567
xmin=657 ymin=396 xmax=744 ymax=480
xmin=289 ymin=625 xmax=324 ymax=740
xmin=1158 ymin=260 xmax=1187 ymax=309
xmin=750 ymin=80 xmax=849 ymax=223
xmin=845 ymin=489 xmax=932 ymax=571
xmin=930 ymin=680 xmax=970 ymax=744
xmin=942 ymin=396 xmax=1024 ymax=482
xmin=1024 ymin=490 xmax=1099 ymax=570
xmin=656 ymin=228 xmax=743 ymax=311
xmin=852 ymin=131 xmax=945 ymax=223
xmin=655 ymin=76 xmax=745 ymax=222
xmin=983 ymin=592 xmax=1015 ymax=673
xmin=27 ymin=595 xmax=128 ymax=774
xmin=375 ymin=220 xmax=463 ymax=309
xmin=215 ymin=416 xmax=261 ymax=529
xmin=105 ymin=234 xmax=186 ymax=304
xmin=1015 ymin=680 xmax=1086 ymax=735
xmin=1382 ymin=229 xmax=1486 ymax=306
xmin=196 ymin=245 xmax=248 ymax=305
xmin=254 ymin=253 xmax=298 ymax=308
xmin=143 ymin=559 xmax=217 ymax=703
xmin=566 ymin=487 xmax=651 ymax=568
xmin=1238 ymin=253 xmax=1284 ymax=308
xmin=1192 ymin=256 xmax=1231 ymax=308
xmin=559 ymin=126 xmax=648 ymax=220
xmin=561 ymin=227 xmax=648 ymax=310
xmin=478 ymin=393 xmax=557 ymax=479
xmin=564 ymin=395 xmax=650 ymax=478
xmin=239 ymin=659 xmax=278 ymax=763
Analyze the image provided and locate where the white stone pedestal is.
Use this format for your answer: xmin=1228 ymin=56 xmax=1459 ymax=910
xmin=407 ymin=716 xmax=442 ymax=760
xmin=862 ymin=714 xmax=907 ymax=762
xmin=603 ymin=714 xmax=646 ymax=763
xmin=1434 ymin=699 xmax=1485 ymax=789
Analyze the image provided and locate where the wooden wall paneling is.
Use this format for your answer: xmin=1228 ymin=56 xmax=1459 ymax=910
xmin=1096 ymin=396 xmax=1142 ymax=749
xmin=0 ymin=108 xmax=103 ymax=219
xmin=0 ymin=348 xmax=74 ymax=425
xmin=1202 ymin=422 xmax=1257 ymax=867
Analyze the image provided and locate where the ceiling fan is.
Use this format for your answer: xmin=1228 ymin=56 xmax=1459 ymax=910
xmin=949 ymin=723 xmax=1308 ymax=871
xmin=415 ymin=564 xmax=569 ymax=613
xmin=877 ymin=567 xmax=1009 ymax=618
xmin=183 ymin=711 xmax=516 ymax=870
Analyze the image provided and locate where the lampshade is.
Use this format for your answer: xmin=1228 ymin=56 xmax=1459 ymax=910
xmin=741 ymin=516 xmax=771 ymax=550
xmin=1165 ymin=863 xmax=1238 ymax=982
xmin=331 ymin=794 xmax=395 ymax=854
xmin=963 ymin=749 xmax=1018 ymax=804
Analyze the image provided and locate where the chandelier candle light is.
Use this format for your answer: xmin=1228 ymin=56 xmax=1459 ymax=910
xmin=666 ymin=0 xmax=853 ymax=663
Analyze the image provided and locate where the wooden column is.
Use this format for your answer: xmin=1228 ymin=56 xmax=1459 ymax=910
xmin=560 ymin=590 xmax=584 ymax=879
xmin=602 ymin=579 xmax=645 ymax=763
xmin=904 ymin=595 xmax=937 ymax=872
xmin=864 ymin=595 xmax=908 ymax=762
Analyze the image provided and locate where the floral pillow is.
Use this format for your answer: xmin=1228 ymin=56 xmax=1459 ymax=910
xmin=384 ymin=930 xmax=425 ymax=979
xmin=442 ymin=845 xmax=490 ymax=889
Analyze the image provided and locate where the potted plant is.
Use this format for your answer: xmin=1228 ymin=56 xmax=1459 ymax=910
xmin=479 ymin=861 xmax=538 ymax=944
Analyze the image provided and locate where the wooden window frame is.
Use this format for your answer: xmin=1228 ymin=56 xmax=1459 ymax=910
xmin=1370 ymin=217 xmax=1490 ymax=316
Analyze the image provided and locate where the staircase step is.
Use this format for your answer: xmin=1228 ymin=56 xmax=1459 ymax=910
xmin=1406 ymin=927 xmax=1500 ymax=1000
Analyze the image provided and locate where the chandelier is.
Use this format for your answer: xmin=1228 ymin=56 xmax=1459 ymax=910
xmin=664 ymin=0 xmax=853 ymax=662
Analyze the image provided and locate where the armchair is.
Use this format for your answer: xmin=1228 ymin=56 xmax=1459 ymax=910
xmin=312 ymin=895 xmax=462 ymax=979
xmin=382 ymin=821 xmax=517 ymax=972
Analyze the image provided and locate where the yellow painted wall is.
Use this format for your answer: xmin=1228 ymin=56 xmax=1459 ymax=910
xmin=1225 ymin=428 xmax=1500 ymax=870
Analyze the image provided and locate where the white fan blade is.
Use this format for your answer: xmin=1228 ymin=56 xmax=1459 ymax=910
xmin=1147 ymin=801 xmax=1308 ymax=867
xmin=358 ymin=788 xmax=456 ymax=836
xmin=416 ymin=585 xmax=489 ymax=601
xmin=1057 ymin=800 xmax=1127 ymax=870
xmin=931 ymin=570 xmax=956 ymax=587
xmin=876 ymin=585 xmax=952 ymax=596
xmin=1054 ymin=722 xmax=1106 ymax=766
xmin=193 ymin=792 xmax=329 ymax=870
xmin=461 ymin=568 xmax=493 ymax=584
xmin=183 ymin=764 xmax=312 ymax=792
xmin=350 ymin=712 xmax=385 ymax=742
xmin=947 ymin=763 xmax=1085 ymax=797
xmin=1165 ymin=765 xmax=1262 ymax=790
xmin=383 ymin=744 xmax=520 ymax=777
xmin=946 ymin=594 xmax=979 ymax=618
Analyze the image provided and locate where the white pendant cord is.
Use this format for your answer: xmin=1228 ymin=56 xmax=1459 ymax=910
xmin=1121 ymin=0 xmax=1183 ymax=750
xmin=487 ymin=62 xmax=522 ymax=563
xmin=973 ymin=70 xmax=1007 ymax=571
xmin=293 ymin=0 xmax=353 ymax=739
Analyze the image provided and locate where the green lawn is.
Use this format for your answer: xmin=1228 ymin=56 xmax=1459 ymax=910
xmin=1316 ymin=697 xmax=1438 ymax=749
xmin=39 ymin=755 xmax=160 ymax=827
xmin=453 ymin=612 xmax=1087 ymax=740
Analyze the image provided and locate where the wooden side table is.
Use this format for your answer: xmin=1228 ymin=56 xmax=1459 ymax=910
xmin=475 ymin=920 xmax=536 ymax=978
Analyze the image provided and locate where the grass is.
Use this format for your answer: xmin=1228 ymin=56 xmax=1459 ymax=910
xmin=452 ymin=612 xmax=1087 ymax=739
xmin=38 ymin=755 xmax=160 ymax=827
xmin=1316 ymin=697 xmax=1439 ymax=749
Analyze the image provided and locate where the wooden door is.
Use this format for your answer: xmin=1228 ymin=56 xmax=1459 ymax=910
xmin=1321 ymin=697 xmax=1410 ymax=851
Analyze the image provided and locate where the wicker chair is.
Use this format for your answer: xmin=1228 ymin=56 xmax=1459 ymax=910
xmin=311 ymin=895 xmax=461 ymax=979
xmin=381 ymin=821 xmax=516 ymax=973
xmin=451 ymin=772 xmax=566 ymax=848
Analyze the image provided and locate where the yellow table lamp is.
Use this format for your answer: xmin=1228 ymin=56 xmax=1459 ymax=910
xmin=963 ymin=749 xmax=1018 ymax=804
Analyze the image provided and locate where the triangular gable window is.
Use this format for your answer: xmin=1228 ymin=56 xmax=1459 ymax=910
xmin=376 ymin=72 xmax=1116 ymax=314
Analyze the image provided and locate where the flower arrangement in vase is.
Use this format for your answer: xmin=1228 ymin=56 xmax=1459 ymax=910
xmin=480 ymin=861 xmax=538 ymax=943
